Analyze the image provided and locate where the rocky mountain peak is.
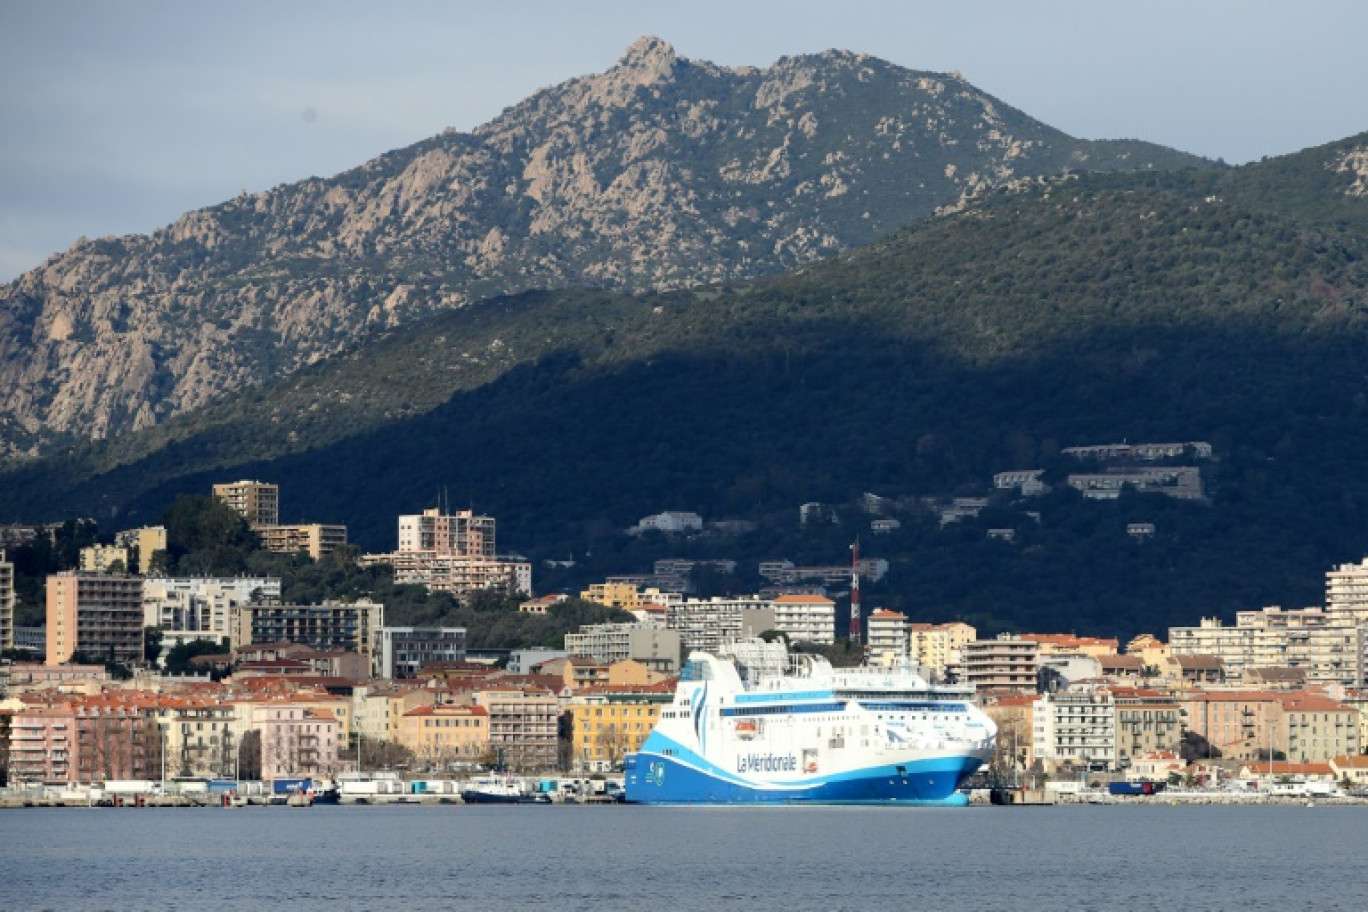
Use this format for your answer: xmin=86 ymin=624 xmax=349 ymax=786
xmin=619 ymin=35 xmax=678 ymax=78
xmin=0 ymin=39 xmax=1210 ymax=461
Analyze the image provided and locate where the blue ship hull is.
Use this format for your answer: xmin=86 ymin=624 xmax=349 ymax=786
xmin=624 ymin=750 xmax=982 ymax=806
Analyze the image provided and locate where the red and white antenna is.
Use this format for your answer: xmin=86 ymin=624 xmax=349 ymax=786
xmin=850 ymin=539 xmax=862 ymax=646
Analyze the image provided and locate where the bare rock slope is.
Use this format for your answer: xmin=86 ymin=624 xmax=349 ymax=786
xmin=0 ymin=36 xmax=1204 ymax=458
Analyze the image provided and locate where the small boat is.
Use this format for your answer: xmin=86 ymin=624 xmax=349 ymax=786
xmin=460 ymin=777 xmax=549 ymax=804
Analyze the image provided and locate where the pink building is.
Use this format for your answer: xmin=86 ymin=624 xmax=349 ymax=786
xmin=252 ymin=704 xmax=339 ymax=781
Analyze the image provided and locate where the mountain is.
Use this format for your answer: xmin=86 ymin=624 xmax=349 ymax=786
xmin=6 ymin=134 xmax=1368 ymax=639
xmin=0 ymin=37 xmax=1207 ymax=459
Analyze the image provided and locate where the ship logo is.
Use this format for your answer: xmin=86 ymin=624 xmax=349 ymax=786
xmin=648 ymin=761 xmax=666 ymax=787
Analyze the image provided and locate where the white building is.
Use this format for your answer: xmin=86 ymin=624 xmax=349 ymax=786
xmin=770 ymin=594 xmax=836 ymax=645
xmin=866 ymin=610 xmax=909 ymax=666
xmin=143 ymin=577 xmax=281 ymax=650
xmin=1032 ymin=689 xmax=1117 ymax=773
xmin=1169 ymin=607 xmax=1363 ymax=686
xmin=666 ymin=597 xmax=775 ymax=654
xmin=1326 ymin=558 xmax=1368 ymax=622
xmin=629 ymin=512 xmax=703 ymax=535
xmin=564 ymin=623 xmax=681 ymax=674
xmin=362 ymin=506 xmax=530 ymax=599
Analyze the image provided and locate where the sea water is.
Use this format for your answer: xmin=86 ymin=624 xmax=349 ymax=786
xmin=2 ymin=803 xmax=1363 ymax=911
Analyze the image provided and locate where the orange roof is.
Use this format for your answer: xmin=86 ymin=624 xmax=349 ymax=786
xmin=404 ymin=704 xmax=488 ymax=717
xmin=1244 ymin=761 xmax=1333 ymax=776
xmin=1332 ymin=755 xmax=1368 ymax=769
xmin=772 ymin=594 xmax=834 ymax=604
xmin=1276 ymin=693 xmax=1351 ymax=712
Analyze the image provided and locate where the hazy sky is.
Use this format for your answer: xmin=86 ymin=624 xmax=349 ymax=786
xmin=2 ymin=0 xmax=1366 ymax=281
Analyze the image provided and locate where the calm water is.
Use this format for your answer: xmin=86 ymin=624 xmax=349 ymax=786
xmin=2 ymin=804 xmax=1365 ymax=911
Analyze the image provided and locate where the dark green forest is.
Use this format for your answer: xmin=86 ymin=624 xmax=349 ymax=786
xmin=6 ymin=142 xmax=1368 ymax=642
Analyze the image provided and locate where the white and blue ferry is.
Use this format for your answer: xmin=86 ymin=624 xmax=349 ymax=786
xmin=624 ymin=640 xmax=996 ymax=805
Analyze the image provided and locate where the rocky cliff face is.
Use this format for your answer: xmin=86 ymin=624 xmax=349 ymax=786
xmin=0 ymin=36 xmax=1206 ymax=458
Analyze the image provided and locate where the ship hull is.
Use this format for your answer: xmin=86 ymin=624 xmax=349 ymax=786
xmin=625 ymin=748 xmax=986 ymax=806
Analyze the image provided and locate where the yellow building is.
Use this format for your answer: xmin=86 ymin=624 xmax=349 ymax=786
xmin=1020 ymin=633 xmax=1119 ymax=659
xmin=1124 ymin=633 xmax=1171 ymax=672
xmin=78 ymin=544 xmax=131 ymax=574
xmin=581 ymin=582 xmax=647 ymax=610
xmin=256 ymin=523 xmax=348 ymax=560
xmin=353 ymin=687 xmax=432 ymax=747
xmin=213 ymin=480 xmax=279 ymax=528
xmin=399 ymin=703 xmax=489 ymax=770
xmin=567 ymin=686 xmax=672 ymax=773
xmin=909 ymin=622 xmax=976 ymax=676
xmin=114 ymin=526 xmax=168 ymax=575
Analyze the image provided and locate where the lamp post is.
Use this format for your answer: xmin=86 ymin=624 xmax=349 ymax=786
xmin=160 ymin=721 xmax=167 ymax=795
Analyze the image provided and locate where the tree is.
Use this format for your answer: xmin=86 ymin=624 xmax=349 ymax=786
xmin=160 ymin=494 xmax=260 ymax=575
xmin=238 ymin=730 xmax=262 ymax=781
xmin=163 ymin=638 xmax=230 ymax=677
xmin=144 ymin=627 xmax=164 ymax=665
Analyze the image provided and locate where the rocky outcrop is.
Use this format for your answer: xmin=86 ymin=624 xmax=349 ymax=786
xmin=0 ymin=36 xmax=1207 ymax=458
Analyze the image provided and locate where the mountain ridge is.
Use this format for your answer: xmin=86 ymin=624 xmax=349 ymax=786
xmin=0 ymin=37 xmax=1207 ymax=459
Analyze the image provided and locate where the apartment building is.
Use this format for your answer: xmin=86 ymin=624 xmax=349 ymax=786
xmin=666 ymin=597 xmax=775 ymax=654
xmin=563 ymin=623 xmax=681 ymax=674
xmin=472 ymin=687 xmax=559 ymax=772
xmin=143 ymin=577 xmax=281 ymax=650
xmin=1020 ymin=634 xmax=1119 ymax=659
xmin=1179 ymin=691 xmax=1282 ymax=761
xmin=46 ymin=572 xmax=144 ymax=666
xmin=252 ymin=703 xmax=339 ymax=781
xmin=770 ymin=594 xmax=835 ymax=645
xmin=909 ymin=622 xmax=977 ymax=677
xmin=113 ymin=526 xmax=167 ymax=575
xmin=1169 ymin=607 xmax=1363 ymax=686
xmin=231 ymin=599 xmax=383 ymax=661
xmin=1066 ymin=466 xmax=1204 ymax=501
xmin=1110 ymin=687 xmax=1182 ymax=770
xmin=1276 ymin=692 xmax=1359 ymax=764
xmin=1032 ymin=689 xmax=1117 ymax=773
xmin=629 ymin=512 xmax=702 ymax=535
xmin=962 ymin=636 xmax=1039 ymax=692
xmin=78 ymin=544 xmax=130 ymax=574
xmin=0 ymin=550 xmax=13 ymax=651
xmin=156 ymin=698 xmax=241 ymax=780
xmin=212 ymin=480 xmax=279 ymax=528
xmin=363 ymin=506 xmax=530 ymax=598
xmin=866 ymin=610 xmax=909 ymax=666
xmin=379 ymin=626 xmax=468 ymax=679
xmin=399 ymin=703 xmax=488 ymax=769
xmin=580 ymin=582 xmax=681 ymax=612
xmin=256 ymin=523 xmax=348 ymax=560
xmin=398 ymin=507 xmax=495 ymax=558
xmin=567 ymin=686 xmax=672 ymax=773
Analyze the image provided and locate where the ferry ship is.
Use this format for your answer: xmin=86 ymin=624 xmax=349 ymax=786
xmin=624 ymin=640 xmax=996 ymax=805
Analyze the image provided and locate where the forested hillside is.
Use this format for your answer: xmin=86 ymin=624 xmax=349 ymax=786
xmin=6 ymin=143 xmax=1368 ymax=639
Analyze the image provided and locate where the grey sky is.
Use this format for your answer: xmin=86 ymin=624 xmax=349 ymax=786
xmin=2 ymin=0 xmax=1365 ymax=282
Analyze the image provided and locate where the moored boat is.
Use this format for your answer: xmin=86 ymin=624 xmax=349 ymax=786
xmin=624 ymin=639 xmax=996 ymax=805
xmin=460 ymin=777 xmax=550 ymax=804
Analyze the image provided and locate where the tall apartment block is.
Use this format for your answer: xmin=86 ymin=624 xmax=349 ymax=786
xmin=212 ymin=480 xmax=279 ymax=528
xmin=398 ymin=507 xmax=496 ymax=557
xmin=0 ymin=550 xmax=14 ymax=651
xmin=46 ymin=572 xmax=145 ymax=666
